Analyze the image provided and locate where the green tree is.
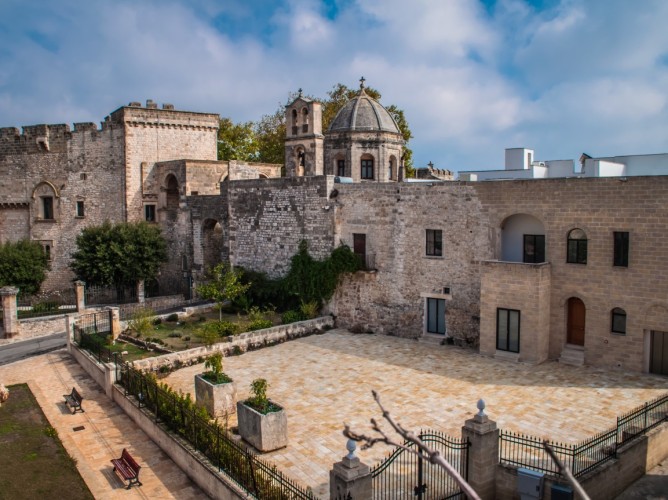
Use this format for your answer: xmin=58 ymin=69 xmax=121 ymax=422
xmin=217 ymin=117 xmax=259 ymax=161
xmin=197 ymin=263 xmax=251 ymax=321
xmin=70 ymin=221 xmax=167 ymax=286
xmin=0 ymin=240 xmax=49 ymax=295
xmin=255 ymin=108 xmax=286 ymax=164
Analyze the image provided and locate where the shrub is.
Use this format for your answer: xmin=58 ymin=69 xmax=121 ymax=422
xmin=167 ymin=332 xmax=182 ymax=338
xmin=152 ymin=318 xmax=162 ymax=325
xmin=202 ymin=352 xmax=231 ymax=384
xmin=281 ymin=310 xmax=303 ymax=324
xmin=128 ymin=308 xmax=155 ymax=338
xmin=248 ymin=318 xmax=273 ymax=331
xmin=246 ymin=378 xmax=280 ymax=414
xmin=166 ymin=313 xmax=179 ymax=322
xmin=299 ymin=300 xmax=319 ymax=319
xmin=0 ymin=240 xmax=49 ymax=295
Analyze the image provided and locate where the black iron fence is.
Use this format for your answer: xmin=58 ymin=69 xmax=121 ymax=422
xmin=371 ymin=430 xmax=469 ymax=499
xmin=17 ymin=288 xmax=76 ymax=319
xmin=117 ymin=365 xmax=317 ymax=499
xmin=499 ymin=428 xmax=617 ymax=478
xmin=145 ymin=276 xmax=192 ymax=300
xmin=617 ymin=393 xmax=668 ymax=445
xmin=85 ymin=283 xmax=137 ymax=306
xmin=73 ymin=311 xmax=115 ymax=363
xmin=499 ymin=392 xmax=668 ymax=478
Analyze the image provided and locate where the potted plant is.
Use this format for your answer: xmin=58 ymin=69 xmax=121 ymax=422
xmin=195 ymin=351 xmax=237 ymax=418
xmin=237 ymin=378 xmax=287 ymax=452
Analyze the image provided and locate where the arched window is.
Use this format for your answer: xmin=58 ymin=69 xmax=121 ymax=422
xmin=165 ymin=174 xmax=179 ymax=210
xmin=567 ymin=228 xmax=587 ymax=264
xmin=291 ymin=109 xmax=298 ymax=135
xmin=302 ymin=108 xmax=309 ymax=133
xmin=361 ymin=156 xmax=374 ymax=180
xmin=611 ymin=307 xmax=627 ymax=334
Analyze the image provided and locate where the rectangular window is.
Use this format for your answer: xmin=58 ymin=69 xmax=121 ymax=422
xmin=611 ymin=308 xmax=627 ymax=334
xmin=361 ymin=159 xmax=374 ymax=180
xmin=42 ymin=196 xmax=54 ymax=220
xmin=613 ymin=231 xmax=629 ymax=267
xmin=145 ymin=204 xmax=156 ymax=222
xmin=426 ymin=229 xmax=443 ymax=256
xmin=567 ymin=239 xmax=587 ymax=264
xmin=337 ymin=160 xmax=345 ymax=177
xmin=523 ymin=234 xmax=545 ymax=263
xmin=76 ymin=200 xmax=85 ymax=217
xmin=496 ymin=308 xmax=520 ymax=353
xmin=426 ymin=298 xmax=446 ymax=334
xmin=353 ymin=233 xmax=366 ymax=268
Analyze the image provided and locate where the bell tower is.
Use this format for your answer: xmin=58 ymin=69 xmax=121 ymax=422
xmin=284 ymin=90 xmax=324 ymax=177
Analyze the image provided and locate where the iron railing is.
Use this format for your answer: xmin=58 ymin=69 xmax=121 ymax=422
xmin=85 ymin=283 xmax=137 ymax=306
xmin=371 ymin=430 xmax=469 ymax=499
xmin=16 ymin=289 xmax=76 ymax=319
xmin=117 ymin=366 xmax=317 ymax=499
xmin=617 ymin=393 xmax=668 ymax=445
xmin=73 ymin=311 xmax=115 ymax=363
xmin=499 ymin=428 xmax=617 ymax=478
xmin=500 ymin=392 xmax=668 ymax=478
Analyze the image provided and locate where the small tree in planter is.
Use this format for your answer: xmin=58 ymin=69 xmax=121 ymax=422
xmin=195 ymin=352 xmax=237 ymax=418
xmin=237 ymin=378 xmax=287 ymax=452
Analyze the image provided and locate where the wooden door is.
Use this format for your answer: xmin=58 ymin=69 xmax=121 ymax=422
xmin=567 ymin=297 xmax=586 ymax=346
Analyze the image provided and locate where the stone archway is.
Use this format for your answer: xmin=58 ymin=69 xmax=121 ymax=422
xmin=202 ymin=218 xmax=223 ymax=271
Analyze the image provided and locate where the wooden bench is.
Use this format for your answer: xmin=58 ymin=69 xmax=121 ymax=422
xmin=63 ymin=387 xmax=84 ymax=414
xmin=111 ymin=448 xmax=142 ymax=489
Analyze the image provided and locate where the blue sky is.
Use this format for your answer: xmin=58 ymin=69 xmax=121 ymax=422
xmin=1 ymin=0 xmax=666 ymax=172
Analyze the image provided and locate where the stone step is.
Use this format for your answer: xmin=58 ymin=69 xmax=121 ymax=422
xmin=559 ymin=345 xmax=585 ymax=366
xmin=419 ymin=334 xmax=446 ymax=346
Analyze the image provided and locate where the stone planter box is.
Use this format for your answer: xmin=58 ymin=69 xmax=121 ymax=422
xmin=237 ymin=400 xmax=288 ymax=452
xmin=195 ymin=374 xmax=237 ymax=418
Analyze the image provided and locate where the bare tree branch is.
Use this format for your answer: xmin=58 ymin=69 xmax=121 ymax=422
xmin=344 ymin=390 xmax=481 ymax=500
xmin=543 ymin=441 xmax=590 ymax=500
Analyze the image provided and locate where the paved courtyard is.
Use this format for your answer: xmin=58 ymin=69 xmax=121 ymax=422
xmin=163 ymin=329 xmax=668 ymax=498
xmin=0 ymin=350 xmax=202 ymax=499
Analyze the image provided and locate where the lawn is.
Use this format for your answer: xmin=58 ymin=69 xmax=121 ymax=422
xmin=0 ymin=384 xmax=93 ymax=499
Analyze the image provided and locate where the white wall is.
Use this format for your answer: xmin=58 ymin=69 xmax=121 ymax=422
xmin=501 ymin=214 xmax=545 ymax=262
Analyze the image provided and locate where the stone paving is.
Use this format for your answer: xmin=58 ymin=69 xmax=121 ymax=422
xmin=162 ymin=329 xmax=668 ymax=498
xmin=0 ymin=350 xmax=203 ymax=500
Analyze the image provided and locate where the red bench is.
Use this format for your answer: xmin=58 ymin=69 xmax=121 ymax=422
xmin=111 ymin=448 xmax=142 ymax=489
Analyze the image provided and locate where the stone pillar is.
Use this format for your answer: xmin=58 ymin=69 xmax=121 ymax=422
xmin=461 ymin=400 xmax=499 ymax=500
xmin=136 ymin=280 xmax=145 ymax=304
xmin=74 ymin=280 xmax=86 ymax=312
xmin=330 ymin=439 xmax=372 ymax=500
xmin=108 ymin=307 xmax=121 ymax=340
xmin=0 ymin=286 xmax=19 ymax=339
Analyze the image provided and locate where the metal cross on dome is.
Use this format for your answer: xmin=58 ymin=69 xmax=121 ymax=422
xmin=359 ymin=76 xmax=366 ymax=89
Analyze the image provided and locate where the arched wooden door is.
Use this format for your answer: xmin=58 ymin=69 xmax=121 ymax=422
xmin=567 ymin=297 xmax=586 ymax=346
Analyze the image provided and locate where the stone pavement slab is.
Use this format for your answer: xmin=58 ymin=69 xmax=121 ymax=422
xmin=164 ymin=329 xmax=668 ymax=498
xmin=0 ymin=350 xmax=204 ymax=499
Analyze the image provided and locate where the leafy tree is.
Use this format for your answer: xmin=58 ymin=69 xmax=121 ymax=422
xmin=197 ymin=263 xmax=251 ymax=321
xmin=70 ymin=221 xmax=167 ymax=286
xmin=217 ymin=118 xmax=258 ymax=161
xmin=255 ymin=108 xmax=286 ymax=164
xmin=0 ymin=240 xmax=49 ymax=295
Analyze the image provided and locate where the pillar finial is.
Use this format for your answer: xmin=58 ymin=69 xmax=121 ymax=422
xmin=477 ymin=398 xmax=486 ymax=417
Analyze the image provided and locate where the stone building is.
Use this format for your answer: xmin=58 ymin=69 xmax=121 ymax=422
xmin=2 ymin=87 xmax=668 ymax=377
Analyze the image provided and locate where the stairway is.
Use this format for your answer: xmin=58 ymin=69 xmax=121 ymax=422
xmin=419 ymin=333 xmax=446 ymax=346
xmin=559 ymin=344 xmax=585 ymax=366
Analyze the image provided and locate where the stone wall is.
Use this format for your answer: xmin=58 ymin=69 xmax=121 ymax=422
xmin=0 ymin=121 xmax=126 ymax=290
xmin=479 ymin=261 xmax=551 ymax=363
xmin=471 ymin=176 xmax=668 ymax=371
xmin=226 ymin=176 xmax=337 ymax=278
xmin=330 ymin=182 xmax=492 ymax=340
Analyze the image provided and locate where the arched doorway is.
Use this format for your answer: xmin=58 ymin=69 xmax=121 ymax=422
xmin=567 ymin=297 xmax=586 ymax=346
xmin=165 ymin=174 xmax=179 ymax=210
xmin=202 ymin=219 xmax=223 ymax=271
xmin=500 ymin=214 xmax=545 ymax=263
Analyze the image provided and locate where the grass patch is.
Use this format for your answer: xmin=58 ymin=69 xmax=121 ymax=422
xmin=0 ymin=384 xmax=93 ymax=499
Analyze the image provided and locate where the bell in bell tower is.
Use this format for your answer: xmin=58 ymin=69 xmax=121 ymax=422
xmin=284 ymin=89 xmax=324 ymax=177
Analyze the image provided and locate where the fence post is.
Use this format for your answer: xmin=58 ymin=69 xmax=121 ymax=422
xmin=74 ymin=280 xmax=86 ymax=312
xmin=330 ymin=439 xmax=372 ymax=500
xmin=108 ymin=307 xmax=121 ymax=339
xmin=136 ymin=280 xmax=145 ymax=304
xmin=0 ymin=286 xmax=19 ymax=339
xmin=461 ymin=399 xmax=499 ymax=500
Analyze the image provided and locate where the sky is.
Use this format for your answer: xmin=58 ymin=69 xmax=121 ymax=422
xmin=0 ymin=0 xmax=667 ymax=173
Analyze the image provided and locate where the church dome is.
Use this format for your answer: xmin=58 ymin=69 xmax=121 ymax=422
xmin=328 ymin=83 xmax=401 ymax=134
